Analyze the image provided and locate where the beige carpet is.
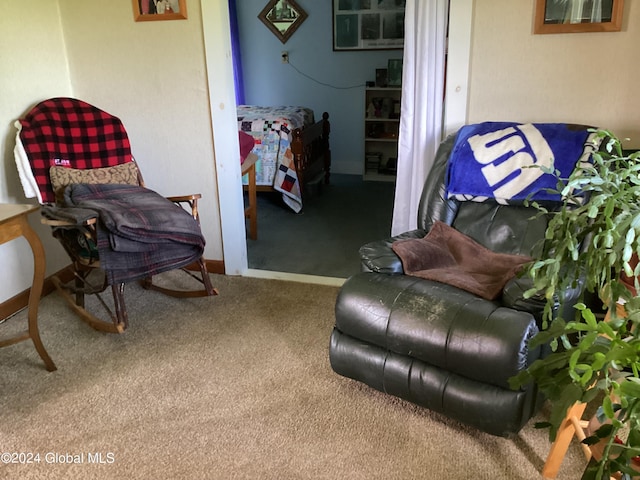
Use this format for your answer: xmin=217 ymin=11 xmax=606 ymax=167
xmin=0 ymin=273 xmax=584 ymax=479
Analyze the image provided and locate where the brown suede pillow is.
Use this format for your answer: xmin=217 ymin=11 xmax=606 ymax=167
xmin=391 ymin=221 xmax=532 ymax=300
xmin=50 ymin=162 xmax=139 ymax=204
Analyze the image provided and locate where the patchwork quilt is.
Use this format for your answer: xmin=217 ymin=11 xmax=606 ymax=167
xmin=237 ymin=105 xmax=315 ymax=213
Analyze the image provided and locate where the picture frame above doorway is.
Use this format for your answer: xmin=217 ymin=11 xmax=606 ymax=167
xmin=258 ymin=0 xmax=308 ymax=44
xmin=533 ymin=0 xmax=624 ymax=34
xmin=132 ymin=0 xmax=187 ymax=21
xmin=333 ymin=0 xmax=406 ymax=51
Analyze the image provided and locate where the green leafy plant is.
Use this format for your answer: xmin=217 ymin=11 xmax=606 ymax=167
xmin=510 ymin=129 xmax=640 ymax=479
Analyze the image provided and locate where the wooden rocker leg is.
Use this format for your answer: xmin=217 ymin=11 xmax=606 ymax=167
xmin=75 ymin=272 xmax=85 ymax=309
xmin=542 ymin=402 xmax=589 ymax=479
xmin=56 ymin=257 xmax=215 ymax=332
xmin=198 ymin=257 xmax=217 ymax=296
xmin=141 ymin=258 xmax=218 ymax=298
xmin=111 ymin=283 xmax=128 ymax=330
xmin=51 ymin=275 xmax=126 ymax=334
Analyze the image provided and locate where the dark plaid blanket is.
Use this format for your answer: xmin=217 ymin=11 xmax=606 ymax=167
xmin=63 ymin=183 xmax=205 ymax=285
xmin=18 ymin=97 xmax=132 ymax=204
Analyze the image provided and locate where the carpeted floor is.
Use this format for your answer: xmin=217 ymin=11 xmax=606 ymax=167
xmin=246 ymin=174 xmax=396 ymax=278
xmin=0 ymin=273 xmax=585 ymax=479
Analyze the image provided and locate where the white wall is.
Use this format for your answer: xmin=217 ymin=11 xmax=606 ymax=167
xmin=444 ymin=0 xmax=474 ymax=137
xmin=467 ymin=0 xmax=640 ymax=147
xmin=0 ymin=1 xmax=72 ymax=300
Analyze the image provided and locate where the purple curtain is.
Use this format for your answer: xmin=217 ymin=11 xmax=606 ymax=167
xmin=228 ymin=0 xmax=245 ymax=105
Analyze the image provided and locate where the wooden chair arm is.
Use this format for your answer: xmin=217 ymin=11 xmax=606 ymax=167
xmin=166 ymin=194 xmax=202 ymax=202
xmin=166 ymin=194 xmax=202 ymax=221
xmin=41 ymin=217 xmax=97 ymax=227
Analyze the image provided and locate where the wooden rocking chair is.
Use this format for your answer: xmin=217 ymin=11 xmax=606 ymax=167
xmin=14 ymin=97 xmax=217 ymax=334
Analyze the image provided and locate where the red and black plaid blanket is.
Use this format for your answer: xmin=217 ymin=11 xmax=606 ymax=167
xmin=17 ymin=97 xmax=132 ymax=204
xmin=62 ymin=183 xmax=205 ymax=285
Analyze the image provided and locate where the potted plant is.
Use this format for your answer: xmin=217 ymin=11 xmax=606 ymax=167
xmin=510 ymin=129 xmax=640 ymax=479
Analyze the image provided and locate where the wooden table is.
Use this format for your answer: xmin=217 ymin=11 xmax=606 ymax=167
xmin=242 ymin=152 xmax=258 ymax=240
xmin=0 ymin=204 xmax=56 ymax=371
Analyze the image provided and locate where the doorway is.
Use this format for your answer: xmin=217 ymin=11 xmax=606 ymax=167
xmin=200 ymin=0 xmax=471 ymax=281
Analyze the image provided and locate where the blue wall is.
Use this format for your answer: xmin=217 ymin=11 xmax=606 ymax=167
xmin=236 ymin=0 xmax=402 ymax=175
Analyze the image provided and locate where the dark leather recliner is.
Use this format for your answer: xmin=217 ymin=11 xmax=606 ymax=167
xmin=329 ymin=131 xmax=584 ymax=437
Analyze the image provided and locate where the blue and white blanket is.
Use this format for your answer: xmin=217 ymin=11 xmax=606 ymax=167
xmin=445 ymin=122 xmax=599 ymax=204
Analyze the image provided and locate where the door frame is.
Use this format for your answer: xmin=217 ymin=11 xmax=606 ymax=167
xmin=200 ymin=0 xmax=473 ymax=277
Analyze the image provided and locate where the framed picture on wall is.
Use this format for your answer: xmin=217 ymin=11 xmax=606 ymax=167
xmin=332 ymin=0 xmax=406 ymax=51
xmin=258 ymin=0 xmax=308 ymax=44
xmin=533 ymin=0 xmax=623 ymax=34
xmin=132 ymin=0 xmax=187 ymax=22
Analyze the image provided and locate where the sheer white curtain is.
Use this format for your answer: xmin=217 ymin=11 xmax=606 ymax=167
xmin=391 ymin=0 xmax=449 ymax=236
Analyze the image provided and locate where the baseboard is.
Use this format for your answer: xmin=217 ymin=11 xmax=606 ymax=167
xmin=204 ymin=259 xmax=225 ymax=275
xmin=0 ymin=258 xmax=225 ymax=321
xmin=185 ymin=259 xmax=225 ymax=275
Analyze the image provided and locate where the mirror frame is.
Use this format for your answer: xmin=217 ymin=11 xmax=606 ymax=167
xmin=534 ymin=0 xmax=624 ymax=34
xmin=258 ymin=0 xmax=308 ymax=44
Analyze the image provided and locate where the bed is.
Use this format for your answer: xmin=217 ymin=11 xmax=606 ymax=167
xmin=237 ymin=105 xmax=330 ymax=213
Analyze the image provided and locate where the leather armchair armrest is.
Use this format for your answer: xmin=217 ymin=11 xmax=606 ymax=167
xmin=502 ymin=273 xmax=586 ymax=326
xmin=502 ymin=275 xmax=546 ymax=318
xmin=359 ymin=229 xmax=426 ymax=274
